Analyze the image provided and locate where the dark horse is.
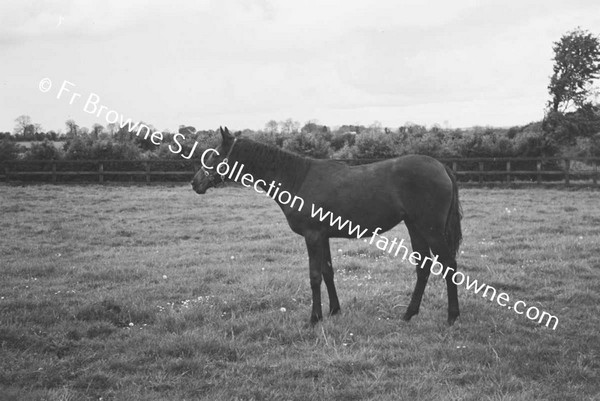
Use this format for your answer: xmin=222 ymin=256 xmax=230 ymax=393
xmin=192 ymin=127 xmax=462 ymax=325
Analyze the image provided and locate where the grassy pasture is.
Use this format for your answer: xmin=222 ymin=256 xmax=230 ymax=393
xmin=0 ymin=183 xmax=599 ymax=400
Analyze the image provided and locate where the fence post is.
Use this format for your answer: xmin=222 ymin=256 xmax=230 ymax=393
xmin=478 ymin=161 xmax=484 ymax=185
xmin=506 ymin=160 xmax=511 ymax=184
xmin=452 ymin=161 xmax=457 ymax=173
xmin=146 ymin=162 xmax=151 ymax=184
xmin=99 ymin=162 xmax=104 ymax=184
xmin=564 ymin=158 xmax=570 ymax=186
xmin=537 ymin=160 xmax=542 ymax=184
xmin=52 ymin=161 xmax=57 ymax=183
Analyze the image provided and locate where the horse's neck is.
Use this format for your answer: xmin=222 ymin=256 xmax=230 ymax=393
xmin=236 ymin=141 xmax=309 ymax=193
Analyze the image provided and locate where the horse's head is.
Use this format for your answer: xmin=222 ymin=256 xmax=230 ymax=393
xmin=191 ymin=126 xmax=237 ymax=194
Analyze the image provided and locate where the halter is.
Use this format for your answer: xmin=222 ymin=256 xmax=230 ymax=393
xmin=200 ymin=138 xmax=238 ymax=184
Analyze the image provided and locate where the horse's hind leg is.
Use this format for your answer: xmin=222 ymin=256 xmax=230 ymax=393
xmin=426 ymin=236 xmax=460 ymax=325
xmin=402 ymin=222 xmax=432 ymax=322
xmin=403 ymin=223 xmax=460 ymax=325
xmin=322 ymin=238 xmax=340 ymax=316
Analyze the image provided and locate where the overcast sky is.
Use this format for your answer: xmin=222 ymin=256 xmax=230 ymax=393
xmin=1 ymin=0 xmax=599 ymax=134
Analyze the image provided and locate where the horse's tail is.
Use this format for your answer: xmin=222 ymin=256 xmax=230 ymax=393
xmin=444 ymin=164 xmax=463 ymax=258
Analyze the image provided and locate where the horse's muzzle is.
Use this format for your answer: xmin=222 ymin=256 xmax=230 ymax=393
xmin=191 ymin=181 xmax=207 ymax=194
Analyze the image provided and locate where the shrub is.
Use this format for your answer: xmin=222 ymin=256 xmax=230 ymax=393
xmin=353 ymin=131 xmax=397 ymax=159
xmin=330 ymin=132 xmax=356 ymax=151
xmin=282 ymin=132 xmax=331 ymax=158
xmin=513 ymin=130 xmax=555 ymax=157
xmin=23 ymin=140 xmax=63 ymax=160
xmin=89 ymin=139 xmax=142 ymax=160
xmin=252 ymin=130 xmax=286 ymax=147
xmin=331 ymin=143 xmax=356 ymax=159
xmin=0 ymin=139 xmax=24 ymax=161
xmin=406 ymin=130 xmax=448 ymax=157
xmin=64 ymin=136 xmax=94 ymax=160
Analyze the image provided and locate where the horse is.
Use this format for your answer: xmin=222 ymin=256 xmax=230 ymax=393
xmin=191 ymin=127 xmax=463 ymax=325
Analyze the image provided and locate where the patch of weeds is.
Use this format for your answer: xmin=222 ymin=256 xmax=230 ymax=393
xmin=43 ymin=386 xmax=81 ymax=401
xmin=449 ymin=370 xmax=484 ymax=385
xmin=153 ymin=335 xmax=198 ymax=359
xmin=498 ymin=256 xmax=521 ymax=264
xmin=2 ymin=299 xmax=67 ymax=326
xmin=77 ymin=266 xmax=147 ymax=283
xmin=0 ymin=327 xmax=38 ymax=351
xmin=343 ymin=261 xmax=362 ymax=272
xmin=41 ymin=339 xmax=75 ymax=359
xmin=75 ymin=299 xmax=125 ymax=326
xmin=86 ymin=322 xmax=116 ymax=339
xmin=21 ymin=264 xmax=59 ymax=278
xmin=330 ymin=359 xmax=377 ymax=375
xmin=198 ymin=339 xmax=239 ymax=362
xmin=75 ymin=299 xmax=155 ymax=327
xmin=191 ymin=284 xmax=211 ymax=297
xmin=156 ymin=312 xmax=187 ymax=334
xmin=108 ymin=359 xmax=141 ymax=375
xmin=165 ymin=358 xmax=210 ymax=376
xmin=65 ymin=330 xmax=82 ymax=341
xmin=223 ymin=321 xmax=248 ymax=339
xmin=204 ymin=268 xmax=228 ymax=283
xmin=244 ymin=324 xmax=287 ymax=343
xmin=73 ymin=372 xmax=114 ymax=391
xmin=154 ymin=334 xmax=239 ymax=362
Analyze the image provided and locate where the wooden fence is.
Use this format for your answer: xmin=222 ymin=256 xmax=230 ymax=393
xmin=1 ymin=157 xmax=599 ymax=186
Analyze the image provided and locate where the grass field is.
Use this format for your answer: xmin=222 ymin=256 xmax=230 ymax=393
xmin=1 ymin=183 xmax=599 ymax=400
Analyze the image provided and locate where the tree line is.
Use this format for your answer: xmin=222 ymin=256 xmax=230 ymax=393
xmin=1 ymin=28 xmax=599 ymax=162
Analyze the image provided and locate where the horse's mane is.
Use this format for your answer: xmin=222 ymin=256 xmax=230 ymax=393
xmin=234 ymin=137 xmax=313 ymax=187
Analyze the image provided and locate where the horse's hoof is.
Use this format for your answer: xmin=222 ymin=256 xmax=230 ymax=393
xmin=447 ymin=312 xmax=459 ymax=326
xmin=329 ymin=307 xmax=341 ymax=316
xmin=402 ymin=309 xmax=418 ymax=322
xmin=309 ymin=315 xmax=322 ymax=326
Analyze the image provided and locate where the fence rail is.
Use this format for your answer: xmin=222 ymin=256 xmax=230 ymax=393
xmin=1 ymin=157 xmax=599 ymax=186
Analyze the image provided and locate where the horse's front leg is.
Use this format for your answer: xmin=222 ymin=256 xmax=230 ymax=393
xmin=322 ymin=237 xmax=340 ymax=316
xmin=304 ymin=230 xmax=327 ymax=324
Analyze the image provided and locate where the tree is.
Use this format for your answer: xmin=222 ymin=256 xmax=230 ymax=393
xmin=65 ymin=119 xmax=79 ymax=139
xmin=25 ymin=140 xmax=63 ymax=160
xmin=548 ymin=27 xmax=600 ymax=112
xmin=106 ymin=123 xmax=118 ymax=136
xmin=92 ymin=123 xmax=104 ymax=139
xmin=280 ymin=118 xmax=300 ymax=135
xmin=265 ymin=120 xmax=279 ymax=134
xmin=367 ymin=121 xmax=383 ymax=135
xmin=13 ymin=115 xmax=32 ymax=137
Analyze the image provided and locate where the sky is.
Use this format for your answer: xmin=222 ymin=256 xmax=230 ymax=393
xmin=1 ymin=0 xmax=599 ymax=134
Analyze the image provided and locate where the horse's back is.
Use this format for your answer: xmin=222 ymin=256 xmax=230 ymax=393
xmin=286 ymin=154 xmax=453 ymax=237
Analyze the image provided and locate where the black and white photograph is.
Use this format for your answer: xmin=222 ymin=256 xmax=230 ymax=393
xmin=1 ymin=1 xmax=599 ymax=400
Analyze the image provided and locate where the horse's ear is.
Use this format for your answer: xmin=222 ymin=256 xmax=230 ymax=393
xmin=220 ymin=126 xmax=233 ymax=141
